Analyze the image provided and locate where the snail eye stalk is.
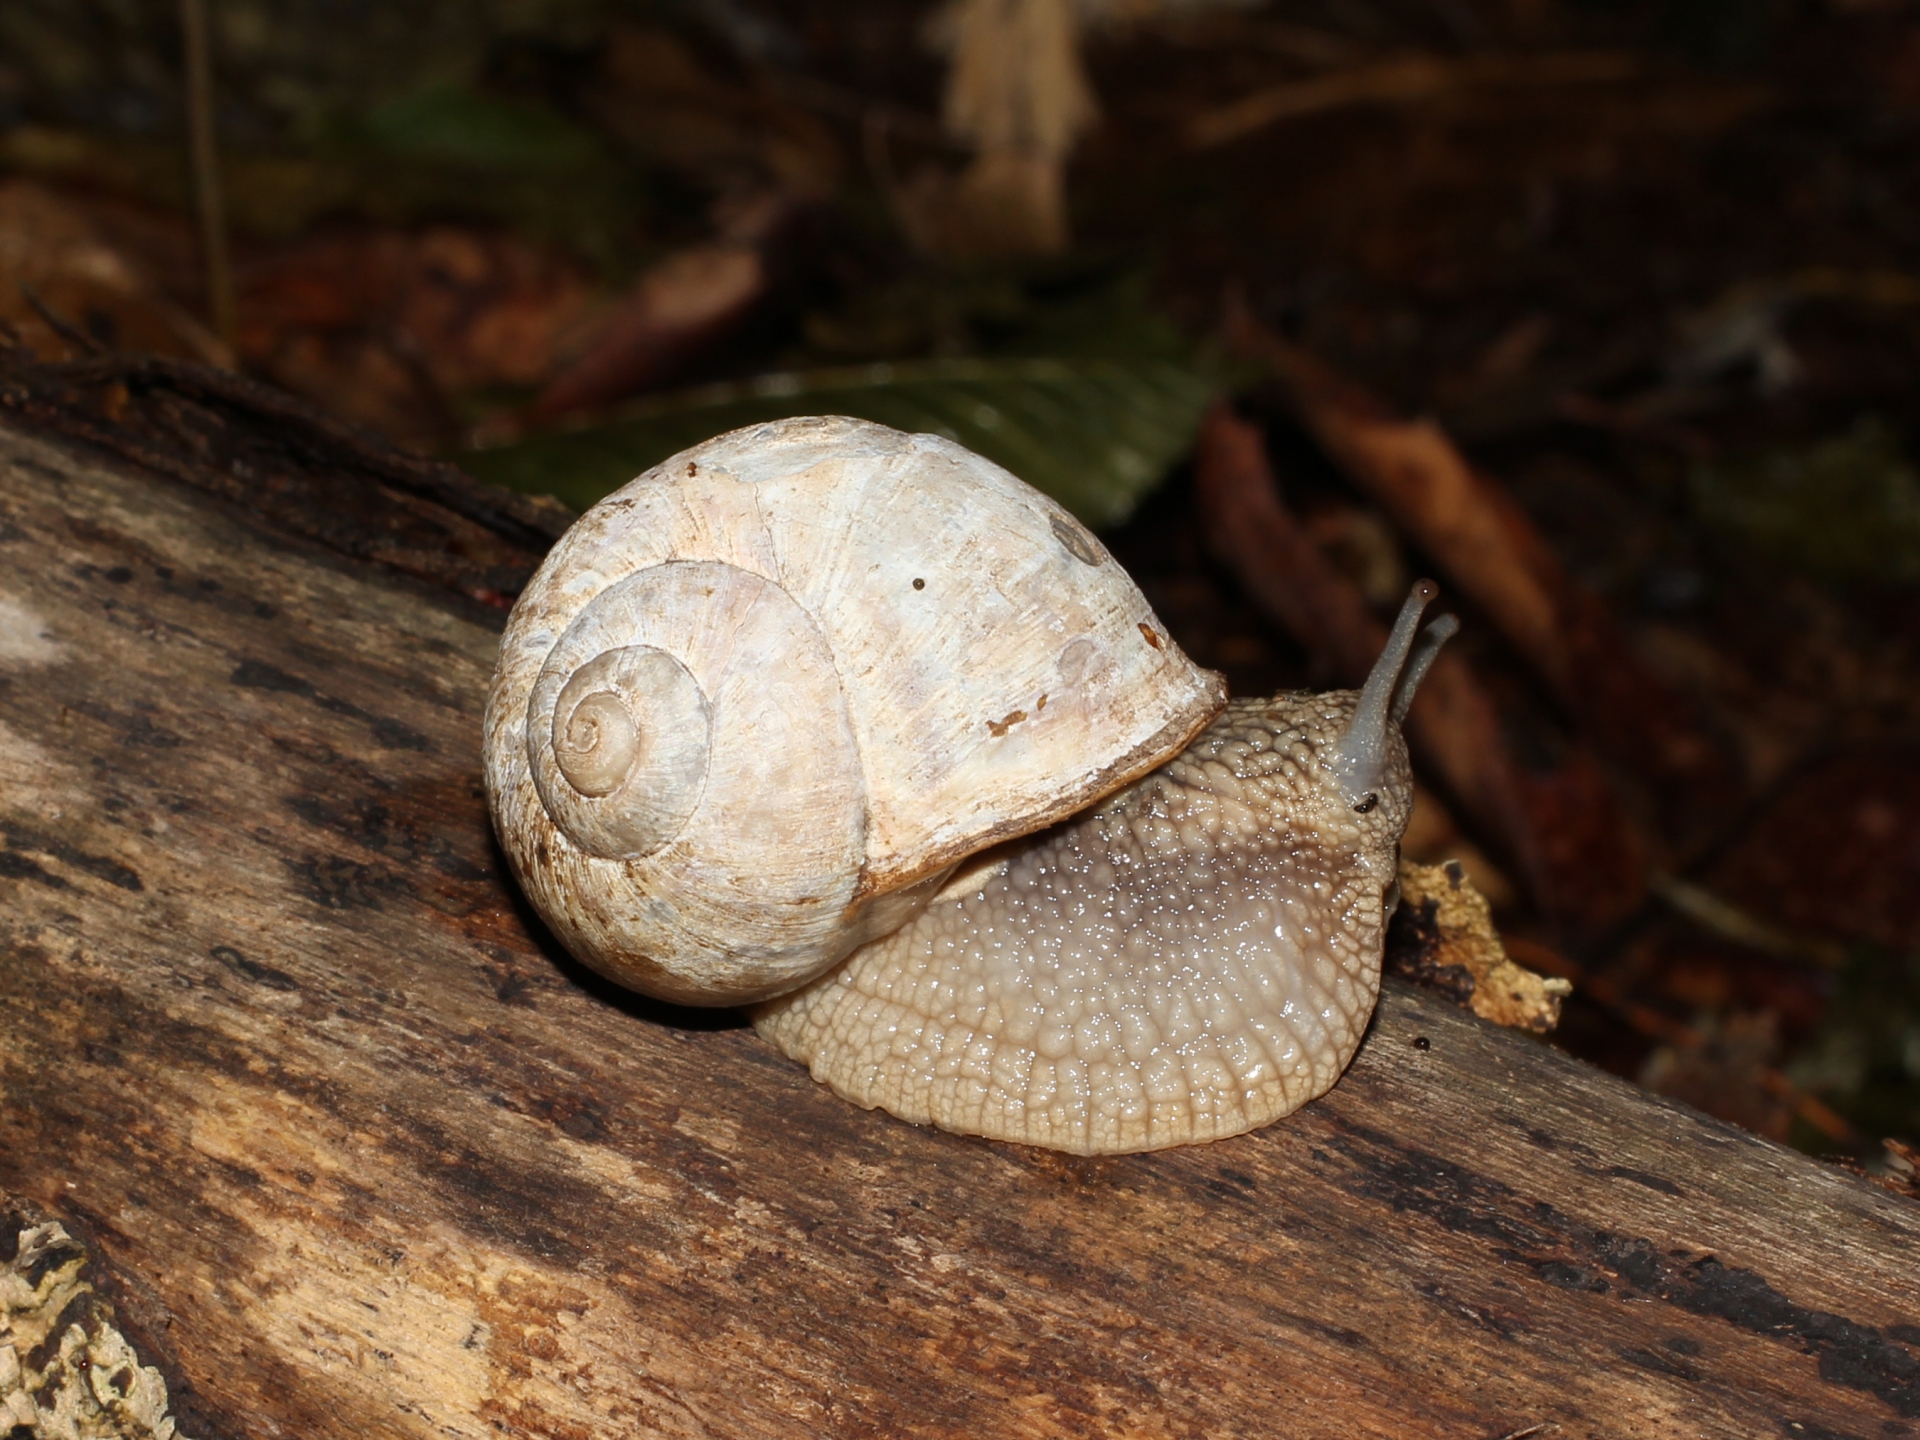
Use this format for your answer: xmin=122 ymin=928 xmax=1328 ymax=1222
xmin=1327 ymin=582 xmax=1455 ymax=806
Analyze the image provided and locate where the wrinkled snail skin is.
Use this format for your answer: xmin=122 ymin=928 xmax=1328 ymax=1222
xmin=754 ymin=591 xmax=1454 ymax=1155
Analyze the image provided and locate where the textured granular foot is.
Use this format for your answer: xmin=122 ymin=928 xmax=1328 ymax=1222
xmin=756 ymin=695 xmax=1410 ymax=1153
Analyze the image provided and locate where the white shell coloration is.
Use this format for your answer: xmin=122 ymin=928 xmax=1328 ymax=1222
xmin=484 ymin=416 xmax=1228 ymax=1006
xmin=753 ymin=694 xmax=1413 ymax=1154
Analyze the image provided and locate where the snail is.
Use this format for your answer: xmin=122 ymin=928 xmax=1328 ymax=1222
xmin=484 ymin=416 xmax=1456 ymax=1154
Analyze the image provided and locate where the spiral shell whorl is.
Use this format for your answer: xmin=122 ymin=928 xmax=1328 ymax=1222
xmin=554 ymin=681 xmax=636 ymax=798
xmin=530 ymin=640 xmax=715 ymax=857
xmin=498 ymin=557 xmax=868 ymax=1004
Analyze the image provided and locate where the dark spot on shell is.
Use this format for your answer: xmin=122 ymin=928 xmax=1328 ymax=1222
xmin=1050 ymin=514 xmax=1100 ymax=565
xmin=1413 ymin=1036 xmax=1431 ymax=1051
xmin=912 ymin=577 xmax=925 ymax=590
xmin=1138 ymin=623 xmax=1162 ymax=650
xmin=686 ymin=461 xmax=698 ymax=476
xmin=986 ymin=709 xmax=1029 ymax=738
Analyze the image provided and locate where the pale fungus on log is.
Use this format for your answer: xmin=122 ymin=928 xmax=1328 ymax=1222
xmin=1 ymin=1201 xmax=194 ymax=1440
xmin=1388 ymin=860 xmax=1572 ymax=1035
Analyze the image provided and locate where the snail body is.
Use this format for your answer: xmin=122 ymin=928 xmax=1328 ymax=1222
xmin=484 ymin=416 xmax=1453 ymax=1153
xmin=756 ymin=694 xmax=1412 ymax=1153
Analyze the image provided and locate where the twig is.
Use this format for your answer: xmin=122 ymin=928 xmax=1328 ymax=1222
xmin=1192 ymin=402 xmax=1384 ymax=680
xmin=1551 ymin=392 xmax=1714 ymax=459
xmin=180 ymin=0 xmax=234 ymax=348
xmin=1188 ymin=50 xmax=1641 ymax=149
xmin=18 ymin=283 xmax=105 ymax=356
xmin=1650 ymin=875 xmax=1849 ymax=970
xmin=1193 ymin=402 xmax=1546 ymax=906
xmin=770 ymin=71 xmax=959 ymax=149
xmin=863 ymin=110 xmax=930 ymax=256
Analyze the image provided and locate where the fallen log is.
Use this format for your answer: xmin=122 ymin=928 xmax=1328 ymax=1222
xmin=1 ymin=400 xmax=1917 ymax=1439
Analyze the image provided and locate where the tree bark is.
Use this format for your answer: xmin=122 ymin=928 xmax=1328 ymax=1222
xmin=1 ymin=409 xmax=1917 ymax=1440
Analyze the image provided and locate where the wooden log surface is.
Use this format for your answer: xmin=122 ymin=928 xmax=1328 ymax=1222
xmin=2 ymin=416 xmax=1919 ymax=1440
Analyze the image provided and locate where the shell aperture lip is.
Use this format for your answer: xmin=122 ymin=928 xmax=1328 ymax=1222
xmin=484 ymin=417 xmax=1225 ymax=1008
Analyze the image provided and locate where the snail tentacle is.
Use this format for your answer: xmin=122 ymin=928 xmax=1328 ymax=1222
xmin=1328 ymin=580 xmax=1447 ymax=806
xmin=1389 ymin=614 xmax=1461 ymax=726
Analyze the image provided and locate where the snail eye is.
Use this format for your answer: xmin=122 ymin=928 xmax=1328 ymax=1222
xmin=1352 ymin=792 xmax=1379 ymax=813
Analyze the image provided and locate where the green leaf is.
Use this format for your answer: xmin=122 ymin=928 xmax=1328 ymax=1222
xmin=360 ymin=84 xmax=612 ymax=173
xmin=459 ymin=357 xmax=1222 ymax=528
xmin=798 ymin=264 xmax=1191 ymax=368
xmin=1691 ymin=416 xmax=1920 ymax=587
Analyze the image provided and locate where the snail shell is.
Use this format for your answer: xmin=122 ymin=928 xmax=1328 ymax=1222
xmin=484 ymin=416 xmax=1228 ymax=1006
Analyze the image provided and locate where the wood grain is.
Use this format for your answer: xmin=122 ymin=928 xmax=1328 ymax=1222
xmin=2 ymin=421 xmax=1918 ymax=1440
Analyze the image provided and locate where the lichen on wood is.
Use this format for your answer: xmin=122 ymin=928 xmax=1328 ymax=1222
xmin=2 ymin=1200 xmax=193 ymax=1440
